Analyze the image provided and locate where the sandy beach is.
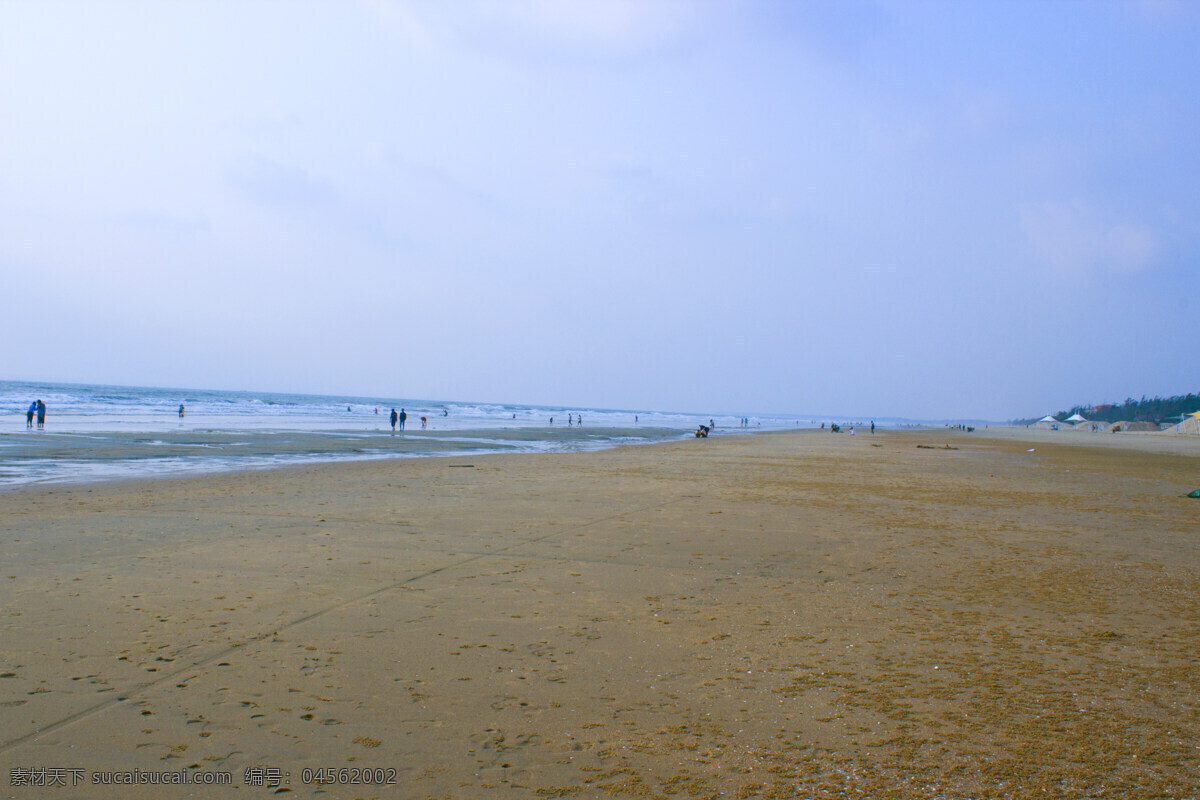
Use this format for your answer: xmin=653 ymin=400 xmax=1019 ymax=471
xmin=2 ymin=428 xmax=1197 ymax=798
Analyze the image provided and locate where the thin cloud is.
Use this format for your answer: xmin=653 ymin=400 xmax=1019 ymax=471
xmin=1019 ymin=200 xmax=1158 ymax=276
xmin=227 ymin=156 xmax=338 ymax=210
xmin=367 ymin=0 xmax=701 ymax=64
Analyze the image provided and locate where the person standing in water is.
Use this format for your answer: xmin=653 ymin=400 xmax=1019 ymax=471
xmin=179 ymin=403 xmax=185 ymax=418
xmin=26 ymin=401 xmax=36 ymax=429
xmin=390 ymin=408 xmax=398 ymax=432
xmin=399 ymin=409 xmax=407 ymax=430
xmin=36 ymin=399 xmax=46 ymax=429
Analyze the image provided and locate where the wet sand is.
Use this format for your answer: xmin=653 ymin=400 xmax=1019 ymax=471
xmin=0 ymin=426 xmax=682 ymax=488
xmin=1 ymin=429 xmax=1197 ymax=798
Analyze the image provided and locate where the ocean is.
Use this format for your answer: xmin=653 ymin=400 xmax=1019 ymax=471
xmin=0 ymin=380 xmax=815 ymax=488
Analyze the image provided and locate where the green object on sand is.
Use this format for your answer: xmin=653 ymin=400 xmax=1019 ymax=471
xmin=1188 ymin=489 xmax=1200 ymax=498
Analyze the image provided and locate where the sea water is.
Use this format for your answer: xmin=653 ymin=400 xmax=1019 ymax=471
xmin=0 ymin=380 xmax=813 ymax=488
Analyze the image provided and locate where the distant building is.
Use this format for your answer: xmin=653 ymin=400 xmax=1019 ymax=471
xmin=1111 ymin=421 xmax=1159 ymax=432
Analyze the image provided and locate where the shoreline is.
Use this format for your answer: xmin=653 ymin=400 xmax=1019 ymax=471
xmin=2 ymin=429 xmax=1197 ymax=797
xmin=0 ymin=425 xmax=697 ymax=492
xmin=2 ymin=423 xmax=1196 ymax=496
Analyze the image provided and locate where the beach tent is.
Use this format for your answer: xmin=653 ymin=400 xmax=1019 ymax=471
xmin=1032 ymin=415 xmax=1060 ymax=430
xmin=1066 ymin=413 xmax=1088 ymax=423
xmin=1174 ymin=411 xmax=1200 ymax=435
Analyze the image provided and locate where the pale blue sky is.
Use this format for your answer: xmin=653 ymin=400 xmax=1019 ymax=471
xmin=2 ymin=1 xmax=1197 ymax=419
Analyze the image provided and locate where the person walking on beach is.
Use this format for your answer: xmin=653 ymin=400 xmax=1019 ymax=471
xmin=36 ymin=400 xmax=46 ymax=429
xmin=390 ymin=408 xmax=398 ymax=432
xmin=26 ymin=401 xmax=36 ymax=429
xmin=399 ymin=409 xmax=407 ymax=430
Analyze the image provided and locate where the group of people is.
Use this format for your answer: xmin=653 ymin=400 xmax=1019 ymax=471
xmin=386 ymin=407 xmax=453 ymax=432
xmin=822 ymin=421 xmax=876 ymax=434
xmin=546 ymin=413 xmax=589 ymax=426
xmin=25 ymin=400 xmax=46 ymax=429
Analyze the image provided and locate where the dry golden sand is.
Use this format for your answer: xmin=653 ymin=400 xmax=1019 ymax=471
xmin=1 ymin=429 xmax=1197 ymax=799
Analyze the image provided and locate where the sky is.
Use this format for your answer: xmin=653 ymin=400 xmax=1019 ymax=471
xmin=2 ymin=0 xmax=1197 ymax=420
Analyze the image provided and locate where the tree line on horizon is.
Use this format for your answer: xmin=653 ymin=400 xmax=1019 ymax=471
xmin=1015 ymin=393 xmax=1200 ymax=425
